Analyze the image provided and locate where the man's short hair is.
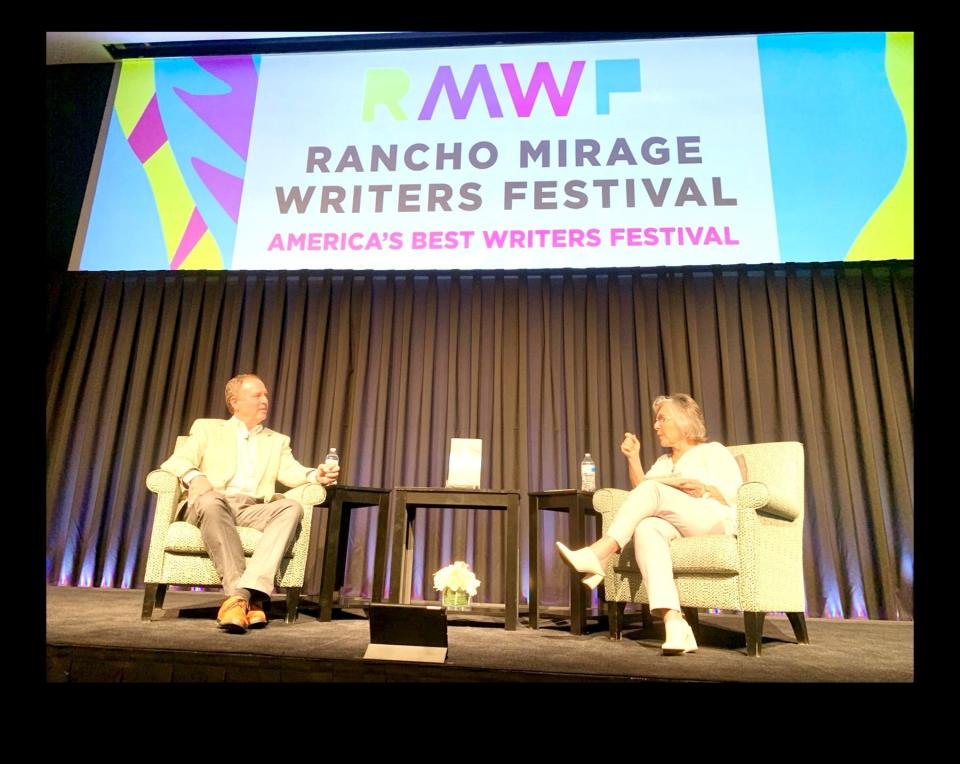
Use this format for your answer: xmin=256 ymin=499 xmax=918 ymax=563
xmin=225 ymin=373 xmax=261 ymax=414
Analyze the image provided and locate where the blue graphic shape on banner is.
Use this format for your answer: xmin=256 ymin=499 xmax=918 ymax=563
xmin=758 ymin=32 xmax=906 ymax=263
xmin=83 ymin=111 xmax=169 ymax=270
xmin=155 ymin=57 xmax=251 ymax=268
xmin=595 ymin=58 xmax=641 ymax=115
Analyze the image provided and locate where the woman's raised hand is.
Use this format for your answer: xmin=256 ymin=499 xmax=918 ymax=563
xmin=620 ymin=432 xmax=641 ymax=459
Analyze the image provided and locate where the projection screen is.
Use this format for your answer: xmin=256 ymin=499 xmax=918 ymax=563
xmin=71 ymin=31 xmax=913 ymax=271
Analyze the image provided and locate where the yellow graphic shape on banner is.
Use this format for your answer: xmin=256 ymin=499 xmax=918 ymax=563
xmin=179 ymin=229 xmax=222 ymax=269
xmin=114 ymin=59 xmax=223 ymax=269
xmin=847 ymin=32 xmax=913 ymax=261
xmin=141 ymin=145 xmax=221 ymax=269
xmin=114 ymin=59 xmax=156 ymax=137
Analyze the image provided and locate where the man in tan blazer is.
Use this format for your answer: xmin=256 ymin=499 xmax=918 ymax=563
xmin=161 ymin=373 xmax=339 ymax=633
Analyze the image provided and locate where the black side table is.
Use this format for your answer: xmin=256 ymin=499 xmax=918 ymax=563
xmin=528 ymin=489 xmax=601 ymax=635
xmin=314 ymin=484 xmax=392 ymax=621
xmin=389 ymin=487 xmax=521 ymax=630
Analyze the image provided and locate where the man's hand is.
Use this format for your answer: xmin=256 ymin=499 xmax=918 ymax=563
xmin=187 ymin=475 xmax=215 ymax=504
xmin=315 ymin=463 xmax=340 ymax=486
xmin=620 ymin=432 xmax=641 ymax=460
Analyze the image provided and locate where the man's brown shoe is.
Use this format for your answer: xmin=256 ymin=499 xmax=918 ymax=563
xmin=217 ymin=595 xmax=249 ymax=633
xmin=246 ymin=603 xmax=268 ymax=628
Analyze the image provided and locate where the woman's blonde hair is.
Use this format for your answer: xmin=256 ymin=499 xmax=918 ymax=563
xmin=653 ymin=393 xmax=707 ymax=442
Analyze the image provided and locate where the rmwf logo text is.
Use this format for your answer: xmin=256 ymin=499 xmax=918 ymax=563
xmin=362 ymin=60 xmax=641 ymax=121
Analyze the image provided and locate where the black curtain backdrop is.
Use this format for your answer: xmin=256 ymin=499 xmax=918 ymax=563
xmin=45 ymin=262 xmax=914 ymax=620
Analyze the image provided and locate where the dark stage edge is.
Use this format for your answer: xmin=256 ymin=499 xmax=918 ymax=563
xmin=46 ymin=587 xmax=913 ymax=683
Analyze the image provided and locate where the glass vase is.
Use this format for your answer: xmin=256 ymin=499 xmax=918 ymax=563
xmin=442 ymin=588 xmax=471 ymax=611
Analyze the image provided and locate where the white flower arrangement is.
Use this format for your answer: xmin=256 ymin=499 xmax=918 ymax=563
xmin=433 ymin=560 xmax=481 ymax=596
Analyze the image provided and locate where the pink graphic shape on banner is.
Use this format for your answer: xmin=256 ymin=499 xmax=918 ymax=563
xmin=127 ymin=94 xmax=168 ymax=163
xmin=170 ymin=207 xmax=209 ymax=269
xmin=500 ymin=61 xmax=585 ymax=117
xmin=192 ymin=157 xmax=244 ymax=222
xmin=175 ymin=56 xmax=258 ymax=160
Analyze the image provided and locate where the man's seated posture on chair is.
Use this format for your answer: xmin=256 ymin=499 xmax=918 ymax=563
xmin=161 ymin=373 xmax=339 ymax=633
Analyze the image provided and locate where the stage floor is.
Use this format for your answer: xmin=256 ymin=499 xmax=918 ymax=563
xmin=46 ymin=587 xmax=913 ymax=682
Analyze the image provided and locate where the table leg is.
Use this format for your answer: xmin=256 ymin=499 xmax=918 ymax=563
xmin=528 ymin=497 xmax=539 ymax=629
xmin=400 ymin=503 xmax=415 ymax=605
xmin=388 ymin=491 xmax=408 ymax=604
xmin=318 ymin=499 xmax=343 ymax=621
xmin=372 ymin=494 xmax=390 ymax=603
xmin=568 ymin=498 xmax=587 ymax=635
xmin=505 ymin=495 xmax=519 ymax=630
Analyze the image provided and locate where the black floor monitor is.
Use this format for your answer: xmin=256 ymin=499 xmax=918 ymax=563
xmin=364 ymin=603 xmax=448 ymax=663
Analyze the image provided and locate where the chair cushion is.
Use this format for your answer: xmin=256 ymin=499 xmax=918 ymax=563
xmin=614 ymin=533 xmax=740 ymax=576
xmin=669 ymin=535 xmax=740 ymax=575
xmin=164 ymin=521 xmax=291 ymax=558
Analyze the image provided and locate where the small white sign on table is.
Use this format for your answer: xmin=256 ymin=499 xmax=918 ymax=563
xmin=446 ymin=438 xmax=482 ymax=489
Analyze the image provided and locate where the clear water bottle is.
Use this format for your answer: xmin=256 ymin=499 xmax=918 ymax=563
xmin=580 ymin=453 xmax=596 ymax=492
xmin=324 ymin=448 xmax=339 ymax=483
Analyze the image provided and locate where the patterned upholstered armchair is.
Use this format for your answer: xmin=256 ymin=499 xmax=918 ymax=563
xmin=594 ymin=442 xmax=808 ymax=656
xmin=140 ymin=438 xmax=326 ymax=624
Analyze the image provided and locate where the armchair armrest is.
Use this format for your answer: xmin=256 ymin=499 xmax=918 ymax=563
xmin=143 ymin=469 xmax=184 ymax=583
xmin=145 ymin=469 xmax=182 ymax=530
xmin=736 ymin=481 xmax=802 ymax=522
xmin=146 ymin=468 xmax=180 ymax=496
xmin=592 ymin=487 xmax=630 ymax=519
xmin=284 ymin=482 xmax=326 ymax=507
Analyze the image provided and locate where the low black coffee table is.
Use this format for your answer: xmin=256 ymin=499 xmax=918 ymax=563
xmin=313 ymin=484 xmax=391 ymax=621
xmin=389 ymin=487 xmax=521 ymax=630
xmin=528 ymin=489 xmax=603 ymax=634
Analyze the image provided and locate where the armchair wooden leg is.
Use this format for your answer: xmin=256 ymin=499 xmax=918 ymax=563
xmin=141 ymin=584 xmax=165 ymax=622
xmin=608 ymin=602 xmax=625 ymax=640
xmin=786 ymin=612 xmax=810 ymax=644
xmin=641 ymin=603 xmax=653 ymax=632
xmin=285 ymin=587 xmax=301 ymax=624
xmin=682 ymin=606 xmax=701 ymax=642
xmin=743 ymin=611 xmax=765 ymax=656
xmin=596 ymin=583 xmax=609 ymax=630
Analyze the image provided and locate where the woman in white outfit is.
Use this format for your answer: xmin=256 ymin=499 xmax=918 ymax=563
xmin=557 ymin=394 xmax=743 ymax=655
